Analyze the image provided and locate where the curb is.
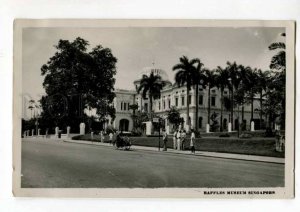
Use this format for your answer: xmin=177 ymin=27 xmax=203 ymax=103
xmin=63 ymin=139 xmax=285 ymax=164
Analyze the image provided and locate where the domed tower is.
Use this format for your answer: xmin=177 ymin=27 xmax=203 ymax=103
xmin=133 ymin=67 xmax=172 ymax=91
xmin=133 ymin=67 xmax=172 ymax=112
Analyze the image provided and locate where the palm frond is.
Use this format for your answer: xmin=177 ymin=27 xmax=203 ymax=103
xmin=268 ymin=42 xmax=286 ymax=50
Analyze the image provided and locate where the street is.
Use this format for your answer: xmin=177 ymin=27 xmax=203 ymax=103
xmin=21 ymin=138 xmax=284 ymax=188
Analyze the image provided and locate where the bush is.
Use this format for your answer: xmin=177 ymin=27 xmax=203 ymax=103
xmin=265 ymin=127 xmax=274 ymax=137
xmin=240 ymin=133 xmax=253 ymax=139
xmin=219 ymin=133 xmax=230 ymax=137
xmin=131 ymin=128 xmax=143 ymax=136
xmin=106 ymin=125 xmax=117 ymax=134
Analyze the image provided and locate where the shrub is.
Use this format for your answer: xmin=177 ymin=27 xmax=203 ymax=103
xmin=240 ymin=133 xmax=253 ymax=139
xmin=265 ymin=127 xmax=274 ymax=137
xmin=106 ymin=125 xmax=117 ymax=134
xmin=131 ymin=128 xmax=143 ymax=136
xmin=219 ymin=133 xmax=230 ymax=137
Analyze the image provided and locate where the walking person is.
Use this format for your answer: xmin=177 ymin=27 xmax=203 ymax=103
xmin=176 ymin=129 xmax=181 ymax=150
xmin=109 ymin=131 xmax=114 ymax=145
xmin=100 ymin=130 xmax=104 ymax=143
xmin=190 ymin=129 xmax=196 ymax=154
xmin=173 ymin=130 xmax=177 ymax=150
xmin=181 ymin=130 xmax=186 ymax=150
xmin=162 ymin=129 xmax=168 ymax=151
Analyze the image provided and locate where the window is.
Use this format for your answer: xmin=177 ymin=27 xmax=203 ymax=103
xmin=181 ymin=96 xmax=185 ymax=106
xmin=128 ymin=103 xmax=130 ymax=110
xmin=224 ymin=91 xmax=228 ymax=95
xmin=199 ymin=117 xmax=203 ymax=128
xmin=144 ymin=103 xmax=148 ymax=112
xmin=175 ymin=97 xmax=178 ymax=107
xmin=163 ymin=101 xmax=166 ymax=109
xmin=188 ymin=95 xmax=191 ymax=105
xmin=124 ymin=103 xmax=127 ymax=110
xmin=168 ymin=99 xmax=171 ymax=108
xmin=158 ymin=102 xmax=161 ymax=110
xmin=121 ymin=102 xmax=123 ymax=110
xmin=212 ymin=90 xmax=216 ymax=94
xmin=199 ymin=95 xmax=203 ymax=105
xmin=211 ymin=96 xmax=216 ymax=106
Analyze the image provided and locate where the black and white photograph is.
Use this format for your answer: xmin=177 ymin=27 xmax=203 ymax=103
xmin=13 ymin=19 xmax=295 ymax=198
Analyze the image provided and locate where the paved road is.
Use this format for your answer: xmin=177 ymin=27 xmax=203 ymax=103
xmin=21 ymin=138 xmax=284 ymax=188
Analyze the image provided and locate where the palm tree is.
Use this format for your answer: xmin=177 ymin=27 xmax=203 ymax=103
xmin=268 ymin=32 xmax=286 ymax=129
xmin=137 ymin=72 xmax=165 ymax=120
xmin=255 ymin=69 xmax=269 ymax=129
xmin=226 ymin=61 xmax=240 ymax=125
xmin=129 ymin=103 xmax=139 ymax=130
xmin=244 ymin=67 xmax=258 ymax=122
xmin=269 ymin=32 xmax=286 ymax=72
xmin=173 ymin=56 xmax=200 ymax=132
xmin=204 ymin=69 xmax=217 ymax=130
xmin=193 ymin=60 xmax=206 ymax=131
xmin=235 ymin=65 xmax=251 ymax=123
xmin=216 ymin=66 xmax=230 ymax=132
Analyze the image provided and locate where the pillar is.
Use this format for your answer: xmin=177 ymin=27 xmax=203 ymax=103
xmin=38 ymin=128 xmax=41 ymax=136
xmin=206 ymin=124 xmax=210 ymax=133
xmin=145 ymin=121 xmax=152 ymax=136
xmin=31 ymin=129 xmax=34 ymax=136
xmin=91 ymin=131 xmax=94 ymax=140
xmin=228 ymin=122 xmax=232 ymax=132
xmin=80 ymin=123 xmax=85 ymax=135
xmin=165 ymin=119 xmax=170 ymax=134
xmin=251 ymin=121 xmax=255 ymax=132
xmin=55 ymin=127 xmax=59 ymax=138
xmin=67 ymin=126 xmax=71 ymax=138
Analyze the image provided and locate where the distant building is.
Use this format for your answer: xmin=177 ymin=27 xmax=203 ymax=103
xmin=110 ymin=67 xmax=262 ymax=134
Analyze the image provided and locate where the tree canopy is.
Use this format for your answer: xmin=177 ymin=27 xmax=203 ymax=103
xmin=39 ymin=37 xmax=117 ymax=131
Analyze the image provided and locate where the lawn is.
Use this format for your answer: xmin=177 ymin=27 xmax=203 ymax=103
xmin=72 ymin=134 xmax=284 ymax=158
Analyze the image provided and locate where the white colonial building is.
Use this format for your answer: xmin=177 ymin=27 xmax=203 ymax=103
xmin=111 ymin=67 xmax=262 ymax=134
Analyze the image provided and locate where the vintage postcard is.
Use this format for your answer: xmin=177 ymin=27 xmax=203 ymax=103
xmin=13 ymin=19 xmax=295 ymax=198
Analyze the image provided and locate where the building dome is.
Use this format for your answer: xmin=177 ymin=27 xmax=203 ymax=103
xmin=138 ymin=67 xmax=170 ymax=82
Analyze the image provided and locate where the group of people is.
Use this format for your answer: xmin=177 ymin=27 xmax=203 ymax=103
xmin=98 ymin=130 xmax=115 ymax=145
xmin=161 ymin=128 xmax=196 ymax=154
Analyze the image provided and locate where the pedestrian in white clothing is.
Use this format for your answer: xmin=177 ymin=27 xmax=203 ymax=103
xmin=190 ymin=129 xmax=196 ymax=154
xmin=109 ymin=132 xmax=114 ymax=145
xmin=176 ymin=130 xmax=181 ymax=150
xmin=181 ymin=130 xmax=186 ymax=150
xmin=173 ymin=130 xmax=177 ymax=150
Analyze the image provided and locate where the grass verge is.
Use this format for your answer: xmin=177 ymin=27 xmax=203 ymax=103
xmin=72 ymin=134 xmax=284 ymax=158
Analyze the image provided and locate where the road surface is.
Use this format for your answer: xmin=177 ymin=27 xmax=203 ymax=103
xmin=21 ymin=138 xmax=284 ymax=188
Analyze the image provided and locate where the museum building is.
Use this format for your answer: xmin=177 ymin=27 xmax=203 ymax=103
xmin=111 ymin=67 xmax=261 ymax=135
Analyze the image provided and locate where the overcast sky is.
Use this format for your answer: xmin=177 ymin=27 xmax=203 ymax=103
xmin=22 ymin=26 xmax=285 ymax=102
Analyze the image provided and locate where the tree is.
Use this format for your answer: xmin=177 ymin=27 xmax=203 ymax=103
xmin=137 ymin=72 xmax=164 ymax=121
xmin=39 ymin=37 xmax=117 ymax=132
xmin=129 ymin=103 xmax=139 ymax=130
xmin=244 ymin=67 xmax=258 ymax=122
xmin=255 ymin=69 xmax=270 ymax=129
xmin=215 ymin=66 xmax=230 ymax=131
xmin=204 ymin=69 xmax=217 ymax=129
xmin=173 ymin=56 xmax=200 ymax=132
xmin=167 ymin=106 xmax=182 ymax=130
xmin=226 ymin=61 xmax=240 ymax=125
xmin=268 ymin=32 xmax=286 ymax=129
xmin=193 ymin=60 xmax=206 ymax=131
xmin=269 ymin=33 xmax=286 ymax=71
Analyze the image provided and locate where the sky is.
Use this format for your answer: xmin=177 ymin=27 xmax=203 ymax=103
xmin=22 ymin=26 xmax=285 ymax=103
